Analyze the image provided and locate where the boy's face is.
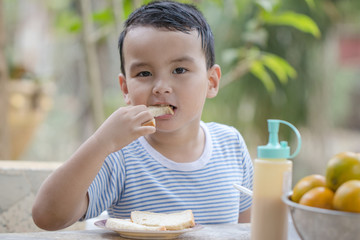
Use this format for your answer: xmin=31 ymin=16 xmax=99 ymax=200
xmin=119 ymin=26 xmax=220 ymax=132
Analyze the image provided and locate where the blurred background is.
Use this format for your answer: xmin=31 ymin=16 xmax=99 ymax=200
xmin=0 ymin=0 xmax=360 ymax=183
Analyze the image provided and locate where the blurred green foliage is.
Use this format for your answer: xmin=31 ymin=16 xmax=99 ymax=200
xmin=48 ymin=0 xmax=326 ymax=143
xmin=14 ymin=0 xmax=359 ymax=147
xmin=3 ymin=0 xmax=359 ymax=163
xmin=199 ymin=0 xmax=323 ymax=142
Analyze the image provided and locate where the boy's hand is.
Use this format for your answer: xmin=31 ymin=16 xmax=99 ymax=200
xmin=93 ymin=105 xmax=155 ymax=154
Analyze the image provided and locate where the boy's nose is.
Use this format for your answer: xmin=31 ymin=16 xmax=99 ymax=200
xmin=152 ymin=79 xmax=172 ymax=95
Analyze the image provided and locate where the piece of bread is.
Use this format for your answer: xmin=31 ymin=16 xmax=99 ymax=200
xmin=141 ymin=106 xmax=174 ymax=127
xmin=147 ymin=106 xmax=174 ymax=117
xmin=105 ymin=218 xmax=166 ymax=231
xmin=131 ymin=210 xmax=195 ymax=230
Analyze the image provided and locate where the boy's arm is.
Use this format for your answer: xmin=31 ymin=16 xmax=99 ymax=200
xmin=32 ymin=105 xmax=155 ymax=231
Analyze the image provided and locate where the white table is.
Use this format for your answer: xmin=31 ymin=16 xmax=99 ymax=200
xmin=0 ymin=223 xmax=301 ymax=240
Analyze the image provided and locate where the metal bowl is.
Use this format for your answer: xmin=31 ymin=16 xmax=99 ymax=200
xmin=282 ymin=193 xmax=360 ymax=240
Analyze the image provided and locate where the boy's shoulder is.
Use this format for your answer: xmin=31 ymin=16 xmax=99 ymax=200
xmin=203 ymin=121 xmax=238 ymax=132
xmin=202 ymin=121 xmax=241 ymax=139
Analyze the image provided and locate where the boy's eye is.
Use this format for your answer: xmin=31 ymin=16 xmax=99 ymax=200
xmin=136 ymin=71 xmax=152 ymax=77
xmin=172 ymin=68 xmax=187 ymax=74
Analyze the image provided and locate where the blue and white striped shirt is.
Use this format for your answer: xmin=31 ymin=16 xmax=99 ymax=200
xmin=85 ymin=121 xmax=253 ymax=224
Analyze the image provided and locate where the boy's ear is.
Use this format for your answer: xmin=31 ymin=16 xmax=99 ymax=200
xmin=119 ymin=74 xmax=131 ymax=105
xmin=206 ymin=64 xmax=221 ymax=98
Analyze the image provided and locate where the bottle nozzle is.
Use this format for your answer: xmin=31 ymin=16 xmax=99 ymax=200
xmin=257 ymin=119 xmax=301 ymax=159
xmin=268 ymin=120 xmax=280 ymax=147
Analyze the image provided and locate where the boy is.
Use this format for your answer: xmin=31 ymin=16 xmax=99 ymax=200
xmin=32 ymin=0 xmax=253 ymax=230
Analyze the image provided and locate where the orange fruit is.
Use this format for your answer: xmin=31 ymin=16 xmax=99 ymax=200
xmin=333 ymin=180 xmax=360 ymax=213
xmin=291 ymin=174 xmax=326 ymax=203
xmin=326 ymin=152 xmax=360 ymax=191
xmin=299 ymin=186 xmax=334 ymax=209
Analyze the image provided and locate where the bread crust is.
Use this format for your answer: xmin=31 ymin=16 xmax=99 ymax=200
xmin=142 ymin=119 xmax=156 ymax=127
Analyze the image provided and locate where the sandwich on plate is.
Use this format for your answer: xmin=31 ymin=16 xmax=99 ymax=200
xmin=105 ymin=210 xmax=195 ymax=231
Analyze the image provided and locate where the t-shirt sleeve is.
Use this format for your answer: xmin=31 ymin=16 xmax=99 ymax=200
xmin=233 ymin=127 xmax=254 ymax=212
xmin=83 ymin=151 xmax=126 ymax=220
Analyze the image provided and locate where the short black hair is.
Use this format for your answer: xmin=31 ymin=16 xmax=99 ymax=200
xmin=118 ymin=0 xmax=215 ymax=76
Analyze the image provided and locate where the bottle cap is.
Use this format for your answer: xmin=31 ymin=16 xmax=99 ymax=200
xmin=257 ymin=119 xmax=301 ymax=159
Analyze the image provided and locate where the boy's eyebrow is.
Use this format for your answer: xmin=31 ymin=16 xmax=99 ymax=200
xmin=129 ymin=62 xmax=150 ymax=72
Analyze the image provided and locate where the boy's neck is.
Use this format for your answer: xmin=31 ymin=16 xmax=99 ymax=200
xmin=144 ymin=122 xmax=205 ymax=163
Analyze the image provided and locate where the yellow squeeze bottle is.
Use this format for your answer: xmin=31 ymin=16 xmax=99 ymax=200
xmin=251 ymin=119 xmax=301 ymax=240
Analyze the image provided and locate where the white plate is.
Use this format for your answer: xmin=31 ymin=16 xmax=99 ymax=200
xmin=94 ymin=219 xmax=204 ymax=240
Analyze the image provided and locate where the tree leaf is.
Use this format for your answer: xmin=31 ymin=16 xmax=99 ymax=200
xmin=262 ymin=53 xmax=297 ymax=84
xmin=123 ymin=0 xmax=134 ymax=20
xmin=56 ymin=11 xmax=82 ymax=33
xmin=261 ymin=11 xmax=321 ymax=38
xmin=250 ymin=60 xmax=275 ymax=92
xmin=92 ymin=8 xmax=114 ymax=26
